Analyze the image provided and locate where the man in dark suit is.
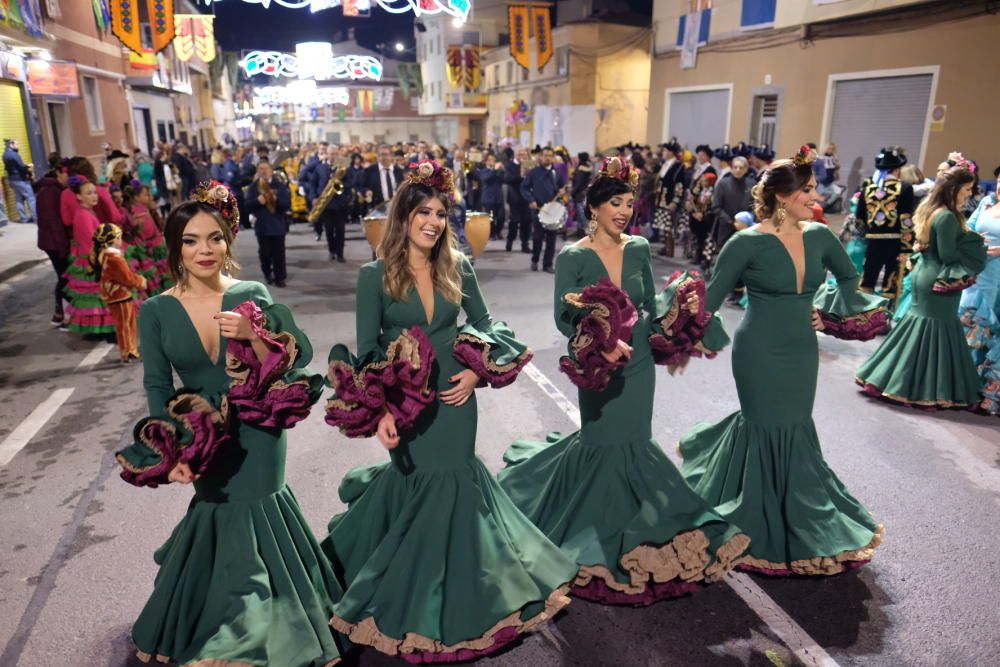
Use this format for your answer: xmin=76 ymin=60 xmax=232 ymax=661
xmin=245 ymin=161 xmax=291 ymax=287
xmin=520 ymin=146 xmax=566 ymax=273
xmin=360 ymin=144 xmax=404 ymax=208
xmin=504 ymin=147 xmax=531 ymax=253
xmin=309 ymin=156 xmax=351 ymax=262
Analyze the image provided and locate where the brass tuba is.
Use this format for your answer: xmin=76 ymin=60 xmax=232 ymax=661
xmin=308 ymin=165 xmax=347 ymax=223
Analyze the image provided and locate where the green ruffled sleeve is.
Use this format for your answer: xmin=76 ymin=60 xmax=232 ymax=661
xmin=930 ymin=214 xmax=987 ymax=293
xmin=454 ymin=256 xmax=532 ymax=388
xmin=813 ymin=225 xmax=889 ymax=340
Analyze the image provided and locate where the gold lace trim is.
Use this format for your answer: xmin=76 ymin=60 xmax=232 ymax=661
xmin=118 ymin=395 xmax=230 ymax=475
xmin=856 ymin=379 xmax=973 ymax=408
xmin=454 ymin=332 xmax=532 ymax=374
xmin=329 ymin=585 xmax=571 ymax=657
xmin=735 ymin=524 xmax=884 ymax=576
xmin=654 ymin=274 xmax=699 ymax=336
xmin=564 ymin=291 xmax=614 ymax=357
xmin=326 ymin=329 xmax=432 ymax=414
xmin=226 ymin=328 xmax=300 ymax=391
xmin=137 ymin=650 xmax=340 ymax=667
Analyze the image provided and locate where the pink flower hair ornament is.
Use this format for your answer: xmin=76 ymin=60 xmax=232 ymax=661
xmin=193 ymin=180 xmax=241 ymax=237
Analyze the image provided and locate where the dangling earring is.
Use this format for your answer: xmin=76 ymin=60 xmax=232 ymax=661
xmin=775 ymin=202 xmax=786 ymax=229
xmin=224 ymin=255 xmax=234 ymax=273
xmin=587 ymin=214 xmax=598 ymax=237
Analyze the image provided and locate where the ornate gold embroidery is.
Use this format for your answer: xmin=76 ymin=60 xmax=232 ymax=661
xmin=325 ymin=329 xmax=433 ymax=414
xmin=454 ymin=332 xmax=532 ymax=374
xmin=856 ymin=379 xmax=973 ymax=408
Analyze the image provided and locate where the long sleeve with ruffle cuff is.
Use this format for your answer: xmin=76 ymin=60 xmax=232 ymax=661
xmin=648 ymin=271 xmax=724 ymax=366
xmin=325 ymin=326 xmax=436 ymax=438
xmin=932 ymin=233 xmax=988 ymax=294
xmin=225 ymin=300 xmax=323 ymax=429
xmin=813 ymin=281 xmax=889 ymax=341
xmin=453 ymin=322 xmax=533 ymax=388
xmin=115 ymin=392 xmax=231 ymax=488
xmin=558 ymin=278 xmax=638 ymax=391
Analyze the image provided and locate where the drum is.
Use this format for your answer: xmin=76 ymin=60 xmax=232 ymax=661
xmin=464 ymin=211 xmax=492 ymax=258
xmin=539 ymin=201 xmax=567 ymax=231
xmin=362 ymin=203 xmax=389 ymax=250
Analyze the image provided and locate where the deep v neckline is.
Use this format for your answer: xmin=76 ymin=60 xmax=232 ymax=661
xmin=412 ymin=284 xmax=436 ymax=326
xmin=164 ymin=287 xmax=233 ymax=365
xmin=580 ymin=236 xmax=631 ymax=288
xmin=755 ymin=228 xmax=808 ymax=295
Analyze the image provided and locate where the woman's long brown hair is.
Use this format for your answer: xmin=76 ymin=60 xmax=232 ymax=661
xmin=378 ymin=182 xmax=463 ymax=304
xmin=913 ymin=166 xmax=976 ymax=245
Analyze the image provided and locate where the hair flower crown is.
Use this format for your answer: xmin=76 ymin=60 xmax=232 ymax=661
xmin=596 ymin=156 xmax=639 ymax=188
xmin=405 ymin=159 xmax=456 ymax=195
xmin=193 ymin=180 xmax=241 ymax=236
xmin=793 ymin=145 xmax=818 ymax=166
xmin=68 ymin=175 xmax=89 ymax=189
xmin=946 ymin=151 xmax=976 ymax=173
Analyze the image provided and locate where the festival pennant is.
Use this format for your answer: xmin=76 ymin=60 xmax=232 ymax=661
xmin=111 ymin=0 xmax=175 ymax=55
xmin=531 ymin=6 xmax=552 ymax=72
xmin=508 ymin=5 xmax=530 ymax=70
xmin=173 ymin=14 xmax=216 ymax=62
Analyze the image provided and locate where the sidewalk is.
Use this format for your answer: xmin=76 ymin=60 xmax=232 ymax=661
xmin=0 ymin=221 xmax=47 ymax=283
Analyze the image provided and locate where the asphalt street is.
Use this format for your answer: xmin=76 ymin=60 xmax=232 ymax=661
xmin=0 ymin=223 xmax=998 ymax=667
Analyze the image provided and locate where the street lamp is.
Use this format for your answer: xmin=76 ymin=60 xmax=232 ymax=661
xmin=394 ymin=42 xmax=405 ymax=52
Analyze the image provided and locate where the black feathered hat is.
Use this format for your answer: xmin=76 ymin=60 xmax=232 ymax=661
xmin=753 ymin=144 xmax=775 ymax=162
xmin=733 ymin=142 xmax=753 ymax=158
xmin=661 ymin=140 xmax=682 ymax=155
xmin=695 ymin=144 xmax=713 ymax=158
xmin=874 ymin=147 xmax=907 ymax=170
xmin=713 ymin=144 xmax=734 ymax=162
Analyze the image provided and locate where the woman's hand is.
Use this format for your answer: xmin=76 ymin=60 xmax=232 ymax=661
xmin=376 ymin=411 xmax=400 ymax=450
xmin=601 ymin=339 xmax=633 ymax=364
xmin=811 ymin=309 xmax=826 ymax=332
xmin=214 ymin=311 xmax=259 ymax=341
xmin=987 ymin=246 xmax=1000 ymax=258
xmin=168 ymin=461 xmax=198 ymax=484
xmin=684 ymin=291 xmax=701 ymax=315
xmin=440 ymin=369 xmax=479 ymax=407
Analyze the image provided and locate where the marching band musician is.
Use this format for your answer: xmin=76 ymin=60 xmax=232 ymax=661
xmin=505 ymin=147 xmax=532 ymax=253
xmin=474 ymin=153 xmax=506 ymax=240
xmin=521 ymin=146 xmax=567 ymax=274
xmin=309 ymin=157 xmax=352 ymax=263
xmin=245 ymin=161 xmax=291 ymax=287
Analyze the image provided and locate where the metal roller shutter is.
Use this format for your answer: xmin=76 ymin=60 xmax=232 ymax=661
xmin=665 ymin=88 xmax=729 ymax=149
xmin=0 ymin=81 xmax=33 ymax=220
xmin=829 ymin=74 xmax=933 ymax=197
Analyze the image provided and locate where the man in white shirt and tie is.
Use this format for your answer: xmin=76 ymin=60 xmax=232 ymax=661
xmin=362 ymin=145 xmax=404 ymax=208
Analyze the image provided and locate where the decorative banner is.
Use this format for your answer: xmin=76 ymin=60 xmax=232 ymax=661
xmin=373 ymin=86 xmax=394 ymax=110
xmin=355 ymin=88 xmax=374 ymax=115
xmin=531 ymin=6 xmax=552 ymax=71
xmin=397 ymin=62 xmax=423 ymax=97
xmin=92 ymin=0 xmax=110 ymax=32
xmin=201 ymin=0 xmax=463 ymax=17
xmin=173 ymin=15 xmax=216 ymax=62
xmin=27 ymin=59 xmax=80 ymax=97
xmin=446 ymin=45 xmax=480 ymax=90
xmin=508 ymin=5 xmax=530 ymax=70
xmin=240 ymin=49 xmax=381 ymax=81
xmin=14 ymin=0 xmax=45 ymax=37
xmin=111 ymin=0 xmax=174 ymax=54
xmin=129 ymin=48 xmax=159 ymax=70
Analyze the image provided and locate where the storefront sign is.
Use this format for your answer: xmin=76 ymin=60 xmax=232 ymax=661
xmin=26 ymin=59 xmax=80 ymax=97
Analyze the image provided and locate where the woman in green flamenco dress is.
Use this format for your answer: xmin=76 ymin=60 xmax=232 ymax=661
xmin=857 ymin=165 xmax=988 ymax=408
xmin=497 ymin=157 xmax=749 ymax=606
xmin=323 ymin=160 xmax=577 ymax=663
xmin=680 ymin=147 xmax=887 ymax=576
xmin=115 ymin=183 xmax=346 ymax=666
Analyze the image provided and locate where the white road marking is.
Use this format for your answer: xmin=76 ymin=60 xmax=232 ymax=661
xmin=521 ymin=361 xmax=842 ymax=667
xmin=76 ymin=344 xmax=113 ymax=370
xmin=0 ymin=388 xmax=74 ymax=467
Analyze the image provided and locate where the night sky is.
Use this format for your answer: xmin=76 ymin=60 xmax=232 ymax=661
xmin=208 ymin=2 xmax=417 ymax=58
xmin=206 ymin=0 xmax=653 ymax=58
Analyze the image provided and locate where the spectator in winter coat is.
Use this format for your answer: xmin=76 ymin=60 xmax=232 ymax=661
xmin=3 ymin=138 xmax=35 ymax=222
xmin=35 ymin=168 xmax=70 ymax=327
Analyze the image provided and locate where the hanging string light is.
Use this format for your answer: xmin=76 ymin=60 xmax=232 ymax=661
xmin=201 ymin=0 xmax=469 ymax=20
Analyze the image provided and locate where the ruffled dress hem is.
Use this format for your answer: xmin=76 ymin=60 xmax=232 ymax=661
xmin=734 ymin=525 xmax=883 ymax=577
xmin=856 ymin=379 xmax=974 ymax=410
xmin=329 ymin=585 xmax=571 ymax=664
xmin=135 ymin=650 xmax=340 ymax=667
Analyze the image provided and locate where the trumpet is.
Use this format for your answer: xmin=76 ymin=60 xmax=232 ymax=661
xmin=308 ymin=165 xmax=347 ymax=223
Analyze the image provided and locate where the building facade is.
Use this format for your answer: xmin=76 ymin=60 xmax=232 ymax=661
xmin=482 ymin=18 xmax=650 ymax=154
xmin=648 ymin=0 xmax=999 ymax=194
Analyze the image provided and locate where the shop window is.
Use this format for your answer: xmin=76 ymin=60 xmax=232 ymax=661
xmin=81 ymin=76 xmax=104 ymax=132
xmin=676 ymin=9 xmax=711 ymax=47
xmin=741 ymin=0 xmax=776 ymax=29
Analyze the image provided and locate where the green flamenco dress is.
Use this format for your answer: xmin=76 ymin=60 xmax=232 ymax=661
xmin=680 ymin=223 xmax=887 ymax=576
xmin=323 ymin=258 xmax=577 ymax=663
xmin=858 ymin=210 xmax=988 ymax=408
xmin=115 ymin=281 xmax=346 ymax=667
xmin=498 ymin=237 xmax=748 ymax=606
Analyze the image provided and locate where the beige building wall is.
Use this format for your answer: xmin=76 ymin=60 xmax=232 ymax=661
xmin=647 ymin=10 xmax=1000 ymax=172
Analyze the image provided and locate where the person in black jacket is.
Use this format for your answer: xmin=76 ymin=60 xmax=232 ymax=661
xmin=474 ymin=153 xmax=505 ymax=239
xmin=504 ymin=147 xmax=531 ymax=253
xmin=345 ymin=152 xmax=366 ymax=223
xmin=359 ymin=145 xmax=404 ymax=208
xmin=310 ymin=159 xmax=351 ymax=262
xmin=4 ymin=139 xmax=35 ymax=222
xmin=520 ymin=146 xmax=566 ymax=273
xmin=571 ymin=152 xmax=593 ymax=233
xmin=245 ymin=161 xmax=291 ymax=287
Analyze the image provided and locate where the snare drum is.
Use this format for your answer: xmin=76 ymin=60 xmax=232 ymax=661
xmin=538 ymin=201 xmax=568 ymax=231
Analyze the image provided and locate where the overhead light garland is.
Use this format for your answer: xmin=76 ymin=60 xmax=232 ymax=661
xmin=200 ymin=0 xmax=468 ymax=20
xmin=239 ymin=50 xmax=383 ymax=81
xmin=251 ymin=81 xmax=351 ymax=108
